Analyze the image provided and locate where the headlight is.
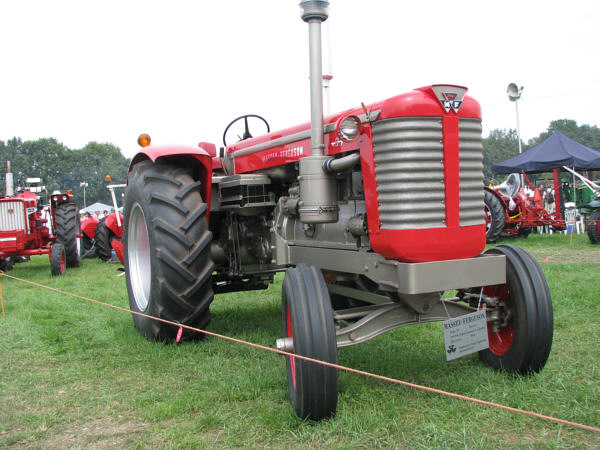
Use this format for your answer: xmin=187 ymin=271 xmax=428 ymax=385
xmin=336 ymin=115 xmax=361 ymax=142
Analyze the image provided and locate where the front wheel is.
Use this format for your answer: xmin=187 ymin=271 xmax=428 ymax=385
xmin=124 ymin=160 xmax=215 ymax=342
xmin=50 ymin=242 xmax=66 ymax=276
xmin=478 ymin=245 xmax=553 ymax=374
xmin=282 ymin=264 xmax=338 ymax=420
xmin=587 ymin=209 xmax=600 ymax=244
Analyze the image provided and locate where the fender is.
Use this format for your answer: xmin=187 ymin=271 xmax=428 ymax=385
xmin=104 ymin=212 xmax=124 ymax=237
xmin=129 ymin=144 xmax=214 ymax=213
xmin=80 ymin=217 xmax=99 ymax=240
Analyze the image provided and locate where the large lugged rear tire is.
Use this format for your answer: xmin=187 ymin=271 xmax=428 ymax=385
xmin=484 ymin=190 xmax=505 ymax=243
xmin=124 ymin=160 xmax=215 ymax=342
xmin=587 ymin=209 xmax=600 ymax=244
xmin=478 ymin=244 xmax=553 ymax=374
xmin=282 ymin=264 xmax=338 ymax=420
xmin=54 ymin=201 xmax=81 ymax=268
xmin=94 ymin=220 xmax=113 ymax=261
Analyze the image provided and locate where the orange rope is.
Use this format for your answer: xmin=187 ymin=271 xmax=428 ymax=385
xmin=1 ymin=271 xmax=598 ymax=433
xmin=0 ymin=271 xmax=4 ymax=318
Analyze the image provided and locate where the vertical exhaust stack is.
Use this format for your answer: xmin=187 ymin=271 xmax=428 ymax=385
xmin=5 ymin=161 xmax=14 ymax=197
xmin=298 ymin=0 xmax=339 ymax=224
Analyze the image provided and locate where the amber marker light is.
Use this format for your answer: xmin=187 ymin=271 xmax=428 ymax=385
xmin=138 ymin=133 xmax=151 ymax=147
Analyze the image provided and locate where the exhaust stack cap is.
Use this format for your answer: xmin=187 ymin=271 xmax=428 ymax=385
xmin=300 ymin=0 xmax=329 ymax=22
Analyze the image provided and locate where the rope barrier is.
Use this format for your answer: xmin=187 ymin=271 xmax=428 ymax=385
xmin=1 ymin=271 xmax=598 ymax=433
xmin=0 ymin=271 xmax=4 ymax=318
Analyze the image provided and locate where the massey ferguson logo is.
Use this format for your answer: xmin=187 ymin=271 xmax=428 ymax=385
xmin=432 ymin=85 xmax=467 ymax=114
xmin=440 ymin=92 xmax=462 ymax=113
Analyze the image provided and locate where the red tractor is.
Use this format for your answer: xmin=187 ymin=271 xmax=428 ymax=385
xmin=0 ymin=162 xmax=81 ymax=275
xmin=484 ymin=171 xmax=566 ymax=242
xmin=122 ymin=1 xmax=553 ymax=420
xmin=93 ymin=178 xmax=125 ymax=264
xmin=79 ymin=178 xmax=125 ymax=263
xmin=79 ymin=213 xmax=99 ymax=258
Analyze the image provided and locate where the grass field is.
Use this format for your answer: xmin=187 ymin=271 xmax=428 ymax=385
xmin=0 ymin=234 xmax=599 ymax=448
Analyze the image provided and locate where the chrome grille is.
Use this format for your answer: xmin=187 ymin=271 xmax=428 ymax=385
xmin=0 ymin=200 xmax=27 ymax=232
xmin=459 ymin=118 xmax=485 ymax=226
xmin=372 ymin=117 xmax=445 ymax=230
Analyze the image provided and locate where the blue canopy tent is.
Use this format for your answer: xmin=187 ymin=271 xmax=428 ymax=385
xmin=492 ymin=131 xmax=600 ymax=174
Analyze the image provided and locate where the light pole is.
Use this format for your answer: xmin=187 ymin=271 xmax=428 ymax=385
xmin=507 ymin=83 xmax=524 ymax=186
xmin=80 ymin=181 xmax=88 ymax=208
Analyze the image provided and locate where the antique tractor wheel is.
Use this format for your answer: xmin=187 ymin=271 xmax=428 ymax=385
xmin=0 ymin=257 xmax=14 ymax=272
xmin=484 ymin=190 xmax=505 ymax=243
xmin=587 ymin=209 xmax=600 ymax=244
xmin=124 ymin=160 xmax=215 ymax=342
xmin=80 ymin=234 xmax=96 ymax=258
xmin=281 ymin=264 xmax=338 ymax=420
xmin=478 ymin=245 xmax=553 ymax=374
xmin=95 ymin=220 xmax=117 ymax=261
xmin=54 ymin=201 xmax=81 ymax=268
xmin=50 ymin=242 xmax=66 ymax=276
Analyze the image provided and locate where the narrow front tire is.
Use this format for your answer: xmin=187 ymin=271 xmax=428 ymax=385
xmin=478 ymin=245 xmax=553 ymax=374
xmin=282 ymin=264 xmax=338 ymax=420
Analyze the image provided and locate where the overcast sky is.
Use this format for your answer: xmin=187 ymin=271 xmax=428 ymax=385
xmin=1 ymin=0 xmax=599 ymax=159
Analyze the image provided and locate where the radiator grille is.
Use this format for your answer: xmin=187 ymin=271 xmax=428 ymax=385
xmin=372 ymin=116 xmax=485 ymax=230
xmin=0 ymin=200 xmax=27 ymax=232
xmin=372 ymin=117 xmax=445 ymax=230
xmin=459 ymin=118 xmax=485 ymax=226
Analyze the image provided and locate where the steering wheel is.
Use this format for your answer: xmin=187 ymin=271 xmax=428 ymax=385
xmin=222 ymin=114 xmax=270 ymax=147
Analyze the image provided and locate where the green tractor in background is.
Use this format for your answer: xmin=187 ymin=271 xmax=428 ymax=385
xmin=563 ymin=167 xmax=600 ymax=244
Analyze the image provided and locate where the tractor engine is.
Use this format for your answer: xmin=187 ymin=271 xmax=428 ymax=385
xmin=210 ymin=84 xmax=487 ymax=282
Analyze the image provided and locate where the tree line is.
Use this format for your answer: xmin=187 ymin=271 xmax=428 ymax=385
xmin=1 ymin=118 xmax=598 ymax=208
xmin=0 ymin=138 xmax=130 ymax=208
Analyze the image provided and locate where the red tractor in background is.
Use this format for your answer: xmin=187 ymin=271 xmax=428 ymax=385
xmin=79 ymin=178 xmax=125 ymax=263
xmin=121 ymin=1 xmax=554 ymax=420
xmin=80 ymin=213 xmax=99 ymax=258
xmin=484 ymin=171 xmax=566 ymax=243
xmin=0 ymin=162 xmax=81 ymax=275
xmin=94 ymin=177 xmax=125 ymax=264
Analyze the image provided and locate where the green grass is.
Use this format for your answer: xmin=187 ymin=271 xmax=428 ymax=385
xmin=0 ymin=234 xmax=599 ymax=448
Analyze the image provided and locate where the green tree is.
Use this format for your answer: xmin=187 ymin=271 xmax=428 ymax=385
xmin=72 ymin=142 xmax=129 ymax=207
xmin=528 ymin=119 xmax=600 ymax=150
xmin=482 ymin=128 xmax=520 ymax=182
xmin=0 ymin=138 xmax=130 ymax=209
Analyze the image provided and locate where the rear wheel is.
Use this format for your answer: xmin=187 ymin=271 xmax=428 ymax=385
xmin=282 ymin=264 xmax=338 ymax=420
xmin=95 ymin=220 xmax=114 ymax=261
xmin=484 ymin=190 xmax=505 ymax=243
xmin=478 ymin=245 xmax=553 ymax=374
xmin=55 ymin=201 xmax=81 ymax=268
xmin=50 ymin=242 xmax=66 ymax=276
xmin=587 ymin=209 xmax=600 ymax=244
xmin=0 ymin=257 xmax=14 ymax=272
xmin=124 ymin=160 xmax=215 ymax=342
xmin=517 ymin=228 xmax=531 ymax=238
xmin=80 ymin=235 xmax=96 ymax=258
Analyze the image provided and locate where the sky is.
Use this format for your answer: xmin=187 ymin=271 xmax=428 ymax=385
xmin=1 ymin=0 xmax=599 ymax=159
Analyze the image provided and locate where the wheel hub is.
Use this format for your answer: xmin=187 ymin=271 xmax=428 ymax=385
xmin=127 ymin=203 xmax=151 ymax=312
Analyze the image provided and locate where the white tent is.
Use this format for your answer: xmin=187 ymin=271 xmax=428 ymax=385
xmin=80 ymin=202 xmax=113 ymax=216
